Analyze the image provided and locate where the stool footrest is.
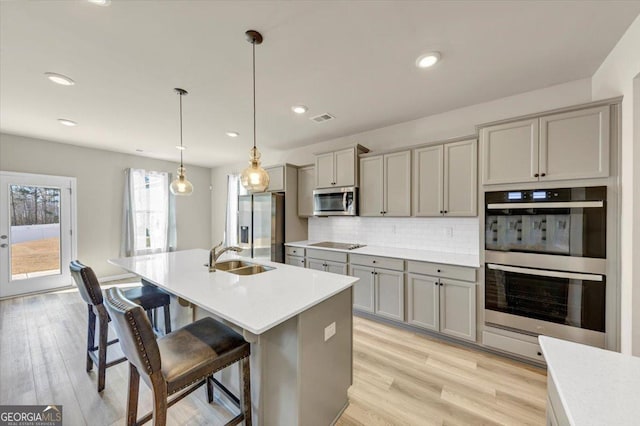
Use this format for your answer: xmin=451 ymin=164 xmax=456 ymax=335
xmin=209 ymin=376 xmax=241 ymax=409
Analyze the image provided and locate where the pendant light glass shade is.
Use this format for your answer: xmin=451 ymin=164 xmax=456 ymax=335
xmin=240 ymin=146 xmax=270 ymax=192
xmin=170 ymin=88 xmax=193 ymax=196
xmin=241 ymin=30 xmax=270 ymax=193
xmin=170 ymin=166 xmax=194 ymax=195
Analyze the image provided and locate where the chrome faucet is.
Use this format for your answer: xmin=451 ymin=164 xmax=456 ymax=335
xmin=209 ymin=242 xmax=243 ymax=272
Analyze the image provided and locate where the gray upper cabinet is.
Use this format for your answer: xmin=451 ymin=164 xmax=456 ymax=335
xmin=359 ymin=156 xmax=384 ymax=216
xmin=264 ymin=165 xmax=285 ymax=192
xmin=360 ymin=150 xmax=411 ymax=217
xmin=314 ymin=145 xmax=369 ymax=189
xmin=413 ymin=139 xmax=477 ymax=217
xmin=444 ymin=139 xmax=478 ymax=216
xmin=413 ymin=145 xmax=443 ymax=216
xmin=540 ymin=106 xmax=610 ymax=181
xmin=315 ymin=147 xmax=355 ymax=188
xmin=297 ymin=165 xmax=315 ymax=217
xmin=481 ymin=105 xmax=610 ymax=185
xmin=480 ymin=119 xmax=539 ymax=185
xmin=315 ymin=152 xmax=335 ymax=188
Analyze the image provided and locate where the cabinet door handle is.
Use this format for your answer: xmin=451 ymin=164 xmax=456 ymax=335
xmin=443 ymin=210 xmax=448 ymax=214
xmin=439 ymin=210 xmax=443 ymax=214
xmin=437 ymin=269 xmax=441 ymax=273
xmin=540 ymin=173 xmax=546 ymax=177
xmin=534 ymin=173 xmax=539 ymax=177
xmin=434 ymin=282 xmax=438 ymax=286
xmin=439 ymin=282 xmax=443 ymax=286
xmin=372 ymin=260 xmax=376 ymax=264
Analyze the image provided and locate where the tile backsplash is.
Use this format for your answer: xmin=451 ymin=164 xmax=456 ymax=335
xmin=308 ymin=216 xmax=479 ymax=255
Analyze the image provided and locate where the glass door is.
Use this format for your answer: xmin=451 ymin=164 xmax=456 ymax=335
xmin=0 ymin=172 xmax=76 ymax=298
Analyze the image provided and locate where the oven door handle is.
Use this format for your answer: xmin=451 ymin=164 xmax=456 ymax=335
xmin=487 ymin=201 xmax=604 ymax=210
xmin=486 ymin=263 xmax=603 ymax=281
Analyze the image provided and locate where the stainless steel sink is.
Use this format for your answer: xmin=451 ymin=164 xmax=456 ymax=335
xmin=227 ymin=265 xmax=274 ymax=275
xmin=214 ymin=260 xmax=254 ymax=271
xmin=208 ymin=260 xmax=274 ymax=275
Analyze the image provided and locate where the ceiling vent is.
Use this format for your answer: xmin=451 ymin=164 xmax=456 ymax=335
xmin=310 ymin=113 xmax=335 ymax=123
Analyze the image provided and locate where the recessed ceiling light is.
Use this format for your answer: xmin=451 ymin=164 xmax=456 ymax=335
xmin=175 ymin=145 xmax=186 ymax=150
xmin=136 ymin=149 xmax=144 ymax=152
xmin=226 ymin=131 xmax=240 ymax=138
xmin=292 ymin=105 xmax=308 ymax=114
xmin=416 ymin=52 xmax=441 ymax=69
xmin=45 ymin=72 xmax=75 ymax=86
xmin=58 ymin=119 xmax=77 ymax=127
xmin=88 ymin=0 xmax=111 ymax=6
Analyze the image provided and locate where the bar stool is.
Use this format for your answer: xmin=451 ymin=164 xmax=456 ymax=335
xmin=69 ymin=260 xmax=172 ymax=392
xmin=104 ymin=287 xmax=252 ymax=426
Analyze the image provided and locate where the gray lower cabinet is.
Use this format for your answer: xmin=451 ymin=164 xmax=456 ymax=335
xmin=286 ymin=255 xmax=306 ymax=268
xmin=407 ymin=273 xmax=476 ymax=342
xmin=350 ymin=264 xmax=404 ymax=321
xmin=306 ymin=258 xmax=347 ymax=274
xmin=350 ymin=265 xmax=375 ymax=313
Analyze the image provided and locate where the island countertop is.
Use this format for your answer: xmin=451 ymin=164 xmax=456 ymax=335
xmin=539 ymin=336 xmax=640 ymax=426
xmin=109 ymin=249 xmax=358 ymax=335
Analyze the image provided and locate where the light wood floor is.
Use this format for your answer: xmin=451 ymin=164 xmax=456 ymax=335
xmin=0 ymin=288 xmax=547 ymax=425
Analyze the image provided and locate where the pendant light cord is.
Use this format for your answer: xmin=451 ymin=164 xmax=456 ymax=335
xmin=252 ymin=40 xmax=256 ymax=151
xmin=179 ymin=92 xmax=184 ymax=168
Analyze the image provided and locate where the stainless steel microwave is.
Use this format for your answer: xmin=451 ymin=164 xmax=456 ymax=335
xmin=313 ymin=186 xmax=357 ymax=216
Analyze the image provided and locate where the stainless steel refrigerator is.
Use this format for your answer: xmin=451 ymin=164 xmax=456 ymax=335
xmin=238 ymin=192 xmax=285 ymax=263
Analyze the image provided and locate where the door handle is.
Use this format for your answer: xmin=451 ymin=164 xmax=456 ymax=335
xmin=0 ymin=243 xmax=8 ymax=248
xmin=0 ymin=235 xmax=7 ymax=239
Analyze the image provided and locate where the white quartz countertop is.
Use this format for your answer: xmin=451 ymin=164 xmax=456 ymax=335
xmin=286 ymin=240 xmax=479 ymax=268
xmin=539 ymin=336 xmax=640 ymax=426
xmin=109 ymin=249 xmax=357 ymax=335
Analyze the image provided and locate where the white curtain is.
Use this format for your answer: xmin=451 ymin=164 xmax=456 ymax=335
xmin=121 ymin=168 xmax=176 ymax=256
xmin=224 ymin=174 xmax=239 ymax=246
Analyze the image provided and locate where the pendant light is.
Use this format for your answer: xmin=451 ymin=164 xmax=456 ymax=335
xmin=170 ymin=88 xmax=194 ymax=196
xmin=240 ymin=30 xmax=270 ymax=193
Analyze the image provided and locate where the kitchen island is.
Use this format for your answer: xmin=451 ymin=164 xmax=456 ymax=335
xmin=109 ymin=249 xmax=358 ymax=426
xmin=540 ymin=336 xmax=640 ymax=426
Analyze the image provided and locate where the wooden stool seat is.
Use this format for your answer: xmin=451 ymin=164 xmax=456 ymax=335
xmin=158 ymin=318 xmax=249 ymax=394
xmin=104 ymin=287 xmax=252 ymax=426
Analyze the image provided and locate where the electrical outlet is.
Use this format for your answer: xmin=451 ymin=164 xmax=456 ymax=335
xmin=324 ymin=322 xmax=336 ymax=341
xmin=443 ymin=227 xmax=453 ymax=238
xmin=391 ymin=225 xmax=397 ymax=234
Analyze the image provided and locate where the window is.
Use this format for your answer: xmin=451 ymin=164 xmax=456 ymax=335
xmin=122 ymin=169 xmax=176 ymax=256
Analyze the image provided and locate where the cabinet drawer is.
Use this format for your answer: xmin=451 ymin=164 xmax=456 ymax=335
xmin=350 ymin=254 xmax=404 ymax=271
xmin=285 ymin=255 xmax=306 ymax=268
xmin=482 ymin=331 xmax=545 ymax=363
xmin=407 ymin=261 xmax=475 ymax=282
xmin=286 ymin=246 xmax=305 ymax=257
xmin=305 ymin=248 xmax=348 ymax=263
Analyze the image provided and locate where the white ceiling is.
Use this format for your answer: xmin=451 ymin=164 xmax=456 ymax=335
xmin=1 ymin=1 xmax=639 ymax=168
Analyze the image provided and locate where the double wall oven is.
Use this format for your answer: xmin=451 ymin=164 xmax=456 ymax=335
xmin=484 ymin=186 xmax=607 ymax=347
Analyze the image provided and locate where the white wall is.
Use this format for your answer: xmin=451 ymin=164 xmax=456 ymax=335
xmin=591 ymin=14 xmax=640 ymax=355
xmin=309 ymin=217 xmax=478 ymax=255
xmin=211 ymin=78 xmax=592 ymax=245
xmin=0 ymin=133 xmax=212 ymax=278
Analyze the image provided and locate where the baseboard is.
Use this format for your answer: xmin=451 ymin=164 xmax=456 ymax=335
xmin=99 ymin=273 xmax=137 ymax=283
xmin=330 ymin=401 xmax=350 ymax=425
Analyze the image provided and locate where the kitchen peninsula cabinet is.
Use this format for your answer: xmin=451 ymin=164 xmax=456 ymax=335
xmin=480 ymin=104 xmax=610 ymax=185
xmin=360 ymin=150 xmax=411 ymax=217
